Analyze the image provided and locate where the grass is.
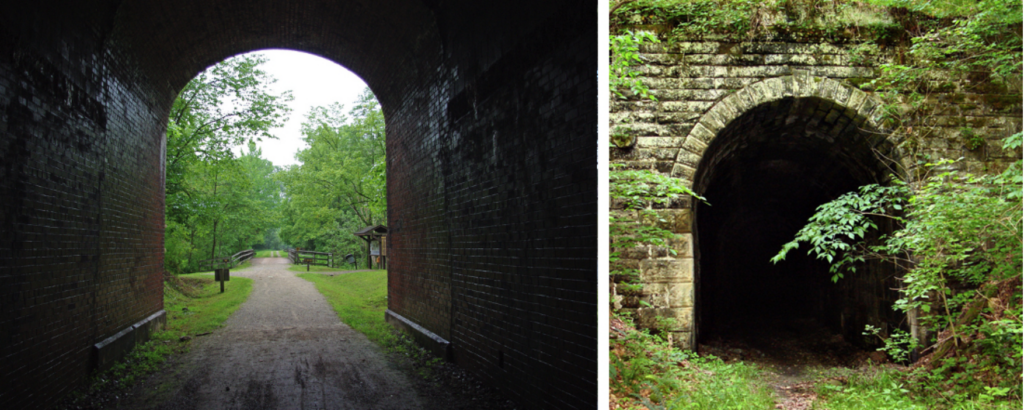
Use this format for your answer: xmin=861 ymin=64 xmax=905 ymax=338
xmin=298 ymin=270 xmax=394 ymax=346
xmin=298 ymin=270 xmax=440 ymax=380
xmin=160 ymin=272 xmax=253 ymax=339
xmin=254 ymin=249 xmax=280 ymax=258
xmin=611 ymin=314 xmax=775 ymax=410
xmin=288 ymin=264 xmax=353 ymax=273
xmin=56 ymin=273 xmax=253 ymax=409
xmin=813 ymin=367 xmax=1023 ymax=410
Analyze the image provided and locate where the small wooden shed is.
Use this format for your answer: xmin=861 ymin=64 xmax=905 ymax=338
xmin=353 ymin=225 xmax=388 ymax=269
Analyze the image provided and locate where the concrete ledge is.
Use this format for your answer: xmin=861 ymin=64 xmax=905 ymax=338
xmin=385 ymin=309 xmax=452 ymax=361
xmin=92 ymin=310 xmax=167 ymax=372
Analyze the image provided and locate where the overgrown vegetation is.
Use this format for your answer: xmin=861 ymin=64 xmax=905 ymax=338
xmin=610 ymin=0 xmax=1022 ymax=408
xmin=610 ymin=165 xmax=704 ymax=311
xmin=612 ymin=0 xmax=909 ymax=43
xmin=56 ymin=274 xmax=253 ymax=409
xmin=774 ymin=134 xmax=1023 ymax=408
xmin=766 ymin=0 xmax=1023 ymax=406
xmin=610 ymin=314 xmax=775 ymax=409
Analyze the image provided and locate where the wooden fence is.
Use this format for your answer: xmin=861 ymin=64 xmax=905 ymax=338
xmin=288 ymin=249 xmax=333 ymax=267
xmin=198 ymin=249 xmax=255 ymax=271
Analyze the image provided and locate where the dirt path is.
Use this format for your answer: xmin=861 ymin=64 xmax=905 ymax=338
xmin=700 ymin=319 xmax=884 ymax=410
xmin=122 ymin=257 xmax=422 ymax=410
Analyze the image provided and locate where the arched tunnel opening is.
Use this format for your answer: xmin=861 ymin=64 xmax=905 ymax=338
xmin=693 ymin=97 xmax=903 ymax=364
xmin=0 ymin=1 xmax=596 ymax=408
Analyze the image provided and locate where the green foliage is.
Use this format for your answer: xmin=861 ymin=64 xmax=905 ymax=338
xmin=611 ymin=30 xmax=660 ymax=100
xmin=864 ymin=0 xmax=1022 ymax=93
xmin=814 ymin=367 xmax=927 ymax=410
xmin=164 ymin=54 xmax=290 ymax=274
xmin=864 ymin=325 xmax=919 ymax=363
xmin=609 ymin=167 xmax=706 ymax=306
xmin=611 ymin=0 xmax=901 ymax=42
xmin=815 ymin=360 xmax=1023 ymax=409
xmin=610 ymin=314 xmax=775 ymax=409
xmin=278 ymin=89 xmax=386 ymax=264
xmin=162 ymin=273 xmax=255 ymax=338
xmin=610 ymin=167 xmax=706 ymax=210
xmin=771 ymin=182 xmax=907 ymax=282
xmin=774 ymin=132 xmax=1023 ymax=404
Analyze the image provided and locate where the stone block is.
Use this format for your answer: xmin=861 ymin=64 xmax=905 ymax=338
xmin=670 ymin=163 xmax=695 ymax=180
xmin=636 ymin=136 xmax=685 ymax=148
xmin=675 ymin=149 xmax=701 ymax=168
xmin=655 ymin=112 xmax=700 ymax=124
xmin=609 ymin=209 xmax=636 ymax=221
xmin=641 ymin=282 xmax=694 ymax=308
xmin=639 ymin=209 xmax=692 ymax=233
xmin=651 ymin=89 xmax=728 ymax=102
xmin=668 ymin=234 xmax=693 ymax=258
xmin=639 ymin=258 xmax=693 ymax=283
xmin=669 ymin=331 xmax=694 ymax=350
xmin=610 ymin=258 xmax=639 ymax=273
xmin=665 ymin=42 xmax=719 ymax=54
xmin=636 ymin=307 xmax=693 ymax=332
xmin=687 ymin=122 xmax=716 ymax=144
xmin=726 ymin=65 xmax=790 ymax=78
xmin=665 ymin=124 xmax=695 ymax=136
xmin=660 ymin=101 xmax=714 ymax=113
xmin=681 ymin=137 xmax=708 ymax=156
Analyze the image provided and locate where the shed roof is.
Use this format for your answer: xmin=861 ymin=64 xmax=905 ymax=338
xmin=353 ymin=225 xmax=388 ymax=237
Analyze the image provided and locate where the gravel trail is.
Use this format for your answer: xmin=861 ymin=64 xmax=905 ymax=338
xmin=124 ymin=257 xmax=422 ymax=410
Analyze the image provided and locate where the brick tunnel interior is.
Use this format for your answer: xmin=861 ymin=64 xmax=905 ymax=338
xmin=0 ymin=1 xmax=595 ymax=409
xmin=693 ymin=97 xmax=903 ymax=360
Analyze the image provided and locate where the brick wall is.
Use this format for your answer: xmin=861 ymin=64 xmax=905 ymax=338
xmin=0 ymin=2 xmax=167 ymax=408
xmin=1 ymin=1 xmax=596 ymax=409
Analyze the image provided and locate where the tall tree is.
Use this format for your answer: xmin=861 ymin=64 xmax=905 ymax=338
xmin=164 ymin=54 xmax=291 ymax=274
xmin=278 ymin=89 xmax=386 ymax=261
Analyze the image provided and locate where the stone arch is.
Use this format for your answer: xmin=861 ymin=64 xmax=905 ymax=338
xmin=675 ymin=74 xmax=906 ymax=191
xmin=681 ymin=74 xmax=908 ymax=352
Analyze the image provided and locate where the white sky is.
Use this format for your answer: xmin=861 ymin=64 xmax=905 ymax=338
xmin=242 ymin=49 xmax=369 ymax=168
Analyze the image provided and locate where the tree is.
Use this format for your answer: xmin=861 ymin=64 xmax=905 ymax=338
xmin=278 ymin=89 xmax=386 ymax=264
xmin=164 ymin=54 xmax=290 ymax=274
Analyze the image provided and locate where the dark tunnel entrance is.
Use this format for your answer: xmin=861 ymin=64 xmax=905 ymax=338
xmin=693 ymin=96 xmax=903 ymax=361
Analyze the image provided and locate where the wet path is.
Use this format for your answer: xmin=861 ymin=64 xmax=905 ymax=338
xmin=125 ymin=258 xmax=422 ymax=410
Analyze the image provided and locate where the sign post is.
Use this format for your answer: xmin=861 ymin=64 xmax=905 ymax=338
xmin=215 ymin=268 xmax=230 ymax=293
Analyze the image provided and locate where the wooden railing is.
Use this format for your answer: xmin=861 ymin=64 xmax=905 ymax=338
xmin=198 ymin=249 xmax=255 ymax=271
xmin=288 ymin=249 xmax=333 ymax=267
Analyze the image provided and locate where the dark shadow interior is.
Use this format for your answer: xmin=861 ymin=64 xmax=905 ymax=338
xmin=694 ymin=97 xmax=899 ymax=351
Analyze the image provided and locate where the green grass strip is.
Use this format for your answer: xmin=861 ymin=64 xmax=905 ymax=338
xmin=160 ymin=273 xmax=253 ymax=339
xmin=288 ymin=264 xmax=351 ymax=273
xmin=254 ymin=249 xmax=279 ymax=258
xmin=298 ymin=271 xmax=395 ymax=347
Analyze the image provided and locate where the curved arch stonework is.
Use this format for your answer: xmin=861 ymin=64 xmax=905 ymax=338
xmin=673 ymin=73 xmax=899 ymax=190
xmin=613 ymin=41 xmax=1020 ymax=352
xmin=630 ymin=74 xmax=906 ymax=350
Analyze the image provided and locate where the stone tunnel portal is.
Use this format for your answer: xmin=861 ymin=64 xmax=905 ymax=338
xmin=693 ymin=97 xmax=902 ymax=353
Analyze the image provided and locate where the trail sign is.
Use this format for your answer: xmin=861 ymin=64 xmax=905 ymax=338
xmin=215 ymin=268 xmax=230 ymax=293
